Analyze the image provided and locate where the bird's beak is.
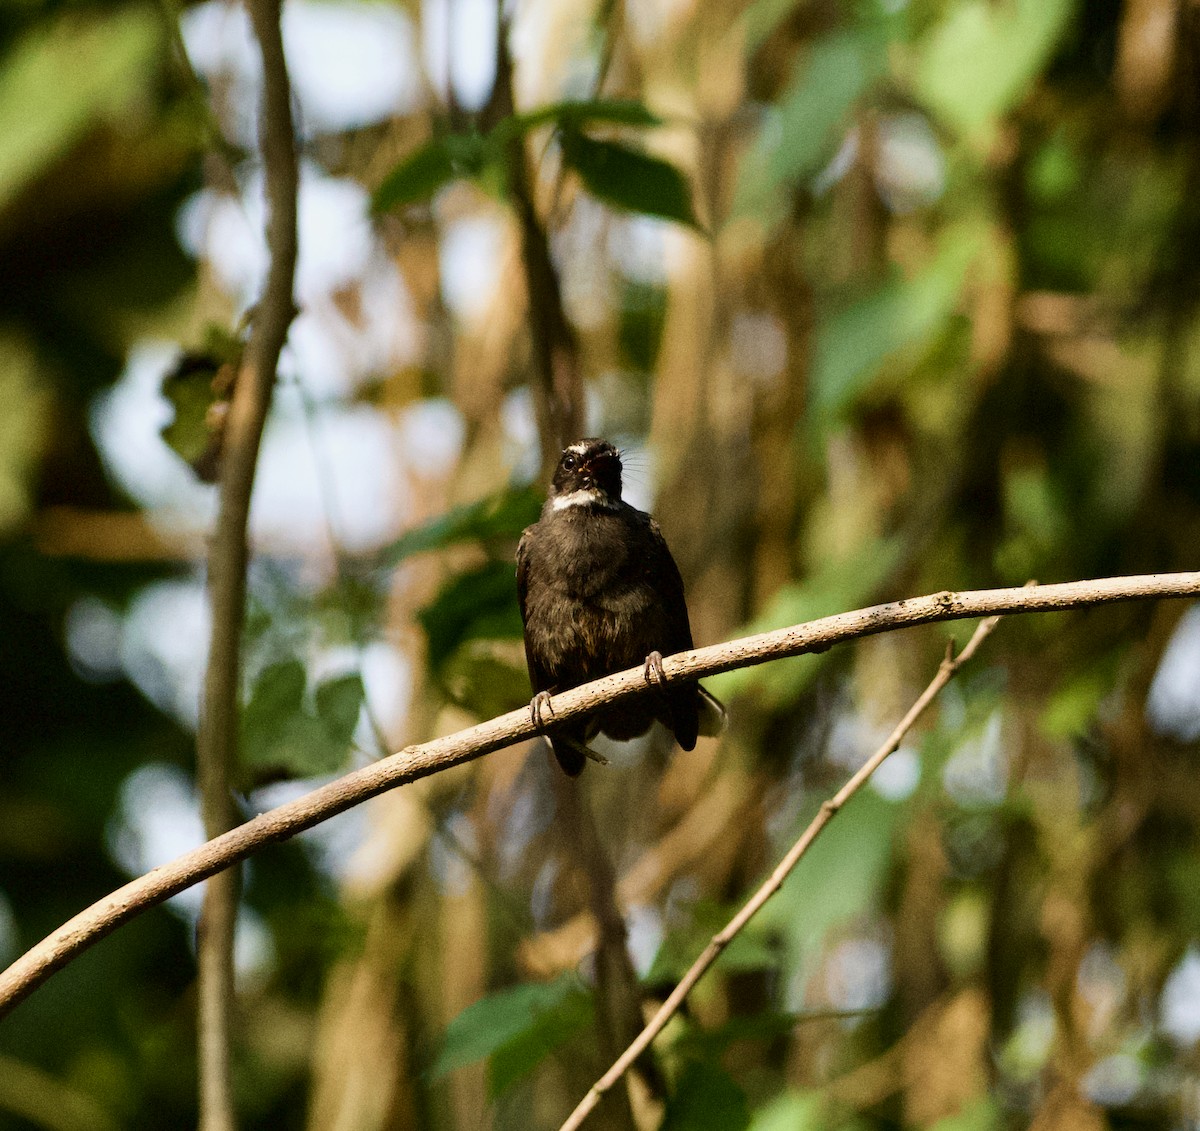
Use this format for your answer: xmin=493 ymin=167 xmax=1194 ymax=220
xmin=585 ymin=451 xmax=619 ymax=479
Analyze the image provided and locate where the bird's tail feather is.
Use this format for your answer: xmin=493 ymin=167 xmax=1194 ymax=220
xmin=546 ymin=734 xmax=609 ymax=776
xmin=547 ymin=736 xmax=585 ymax=776
xmin=697 ymin=684 xmax=727 ymax=738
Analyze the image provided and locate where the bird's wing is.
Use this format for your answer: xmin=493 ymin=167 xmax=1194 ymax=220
xmin=644 ymin=513 xmax=713 ymax=750
xmin=516 ymin=522 xmax=554 ymax=695
xmin=645 ymin=516 xmax=695 ymax=654
xmin=515 ymin=523 xmax=536 ymax=625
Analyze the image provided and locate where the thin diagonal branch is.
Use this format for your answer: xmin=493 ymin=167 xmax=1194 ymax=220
xmin=558 ymin=616 xmax=1002 ymax=1130
xmin=195 ymin=1 xmax=297 ymax=1127
xmin=1 ymin=573 xmax=1199 ymax=1022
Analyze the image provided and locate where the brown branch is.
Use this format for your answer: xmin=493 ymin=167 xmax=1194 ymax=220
xmin=557 ymin=615 xmax=1003 ymax=1129
xmin=490 ymin=18 xmax=639 ymax=1112
xmin=556 ymin=779 xmax=647 ymax=1129
xmin=195 ymin=0 xmax=298 ymax=1127
xmin=490 ymin=16 xmax=583 ymax=474
xmin=1 ymin=573 xmax=1199 ymax=1022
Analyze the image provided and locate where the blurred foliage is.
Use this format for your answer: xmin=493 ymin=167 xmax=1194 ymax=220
xmin=432 ymin=975 xmax=594 ymax=1098
xmin=558 ymin=132 xmax=700 ymax=229
xmin=372 ymin=98 xmax=688 ymax=222
xmin=4 ymin=0 xmax=1200 ymax=1129
xmin=159 ymin=325 xmax=244 ymax=481
xmin=0 ymin=7 xmax=161 ymax=210
xmin=239 ymin=659 xmax=364 ymax=784
xmin=374 ymin=484 xmax=541 ymax=568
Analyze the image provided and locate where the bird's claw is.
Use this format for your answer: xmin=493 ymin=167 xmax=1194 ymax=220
xmin=530 ymin=690 xmax=555 ymax=731
xmin=643 ymin=650 xmax=667 ymax=689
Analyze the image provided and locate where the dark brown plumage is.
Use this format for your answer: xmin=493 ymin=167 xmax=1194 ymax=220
xmin=516 ymin=438 xmax=723 ymax=774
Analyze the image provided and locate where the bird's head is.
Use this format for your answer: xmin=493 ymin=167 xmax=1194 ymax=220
xmin=549 ymin=438 xmax=623 ymax=510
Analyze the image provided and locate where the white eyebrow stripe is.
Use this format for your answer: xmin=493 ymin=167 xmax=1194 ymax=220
xmin=565 ymin=442 xmax=590 ymax=456
xmin=551 ymin=488 xmax=618 ymax=511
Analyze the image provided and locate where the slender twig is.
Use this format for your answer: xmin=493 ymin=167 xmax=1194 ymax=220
xmin=556 ymin=779 xmax=647 ymax=1128
xmin=493 ymin=16 xmax=638 ymax=1110
xmin=1 ymin=573 xmax=1199 ymax=1021
xmin=558 ymin=616 xmax=1002 ymax=1130
xmin=195 ymin=1 xmax=297 ymax=1127
xmin=491 ymin=16 xmax=583 ymax=473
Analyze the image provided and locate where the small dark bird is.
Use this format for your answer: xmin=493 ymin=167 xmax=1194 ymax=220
xmin=517 ymin=438 xmax=725 ymax=775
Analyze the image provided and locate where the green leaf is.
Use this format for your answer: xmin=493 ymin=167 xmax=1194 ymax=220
xmin=373 ymin=141 xmax=454 ymax=211
xmin=373 ymin=102 xmax=664 ymax=212
xmin=240 ymin=660 xmax=356 ymax=782
xmin=810 ymin=226 xmax=983 ymax=422
xmin=315 ymin=673 xmax=364 ymax=745
xmin=557 ymin=99 xmax=662 ymax=128
xmin=376 ymin=486 xmax=541 ymax=569
xmin=0 ymin=8 xmax=161 ymax=209
xmin=662 ymin=1060 xmax=750 ymax=1131
xmin=160 ymin=328 xmax=244 ymax=479
xmin=160 ymin=352 xmax=224 ymax=467
xmin=501 ymin=98 xmax=662 ymax=140
xmin=243 ymin=715 xmax=344 ymax=781
xmin=373 ymin=131 xmax=488 ymax=212
xmin=243 ymin=659 xmax=306 ymax=732
xmin=733 ymin=28 xmax=888 ymax=222
xmin=913 ymin=0 xmax=1075 ymax=142
xmin=561 ymin=132 xmax=699 ymax=228
xmin=417 ymin=560 xmax=524 ymax=677
xmin=432 ymin=976 xmax=592 ymax=1094
xmin=488 ymin=988 xmax=593 ymax=1095
xmin=199 ymin=324 xmax=247 ymax=366
xmin=772 ymin=28 xmax=888 ymax=183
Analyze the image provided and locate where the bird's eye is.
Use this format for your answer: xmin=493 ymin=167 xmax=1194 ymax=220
xmin=562 ymin=454 xmax=577 ymax=470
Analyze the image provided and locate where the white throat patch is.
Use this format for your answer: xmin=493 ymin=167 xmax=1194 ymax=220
xmin=551 ymin=488 xmax=618 ymax=512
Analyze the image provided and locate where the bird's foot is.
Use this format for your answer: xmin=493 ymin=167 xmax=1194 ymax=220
xmin=643 ymin=650 xmax=667 ymax=690
xmin=530 ymin=690 xmax=555 ymax=731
